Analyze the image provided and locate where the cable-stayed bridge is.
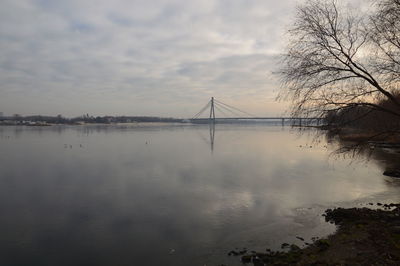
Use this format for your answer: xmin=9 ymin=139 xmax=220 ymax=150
xmin=188 ymin=97 xmax=322 ymax=125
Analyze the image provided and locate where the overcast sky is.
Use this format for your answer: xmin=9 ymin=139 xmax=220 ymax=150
xmin=0 ymin=0 xmax=366 ymax=118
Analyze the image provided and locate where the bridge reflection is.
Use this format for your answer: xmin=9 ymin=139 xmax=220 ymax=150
xmin=209 ymin=122 xmax=215 ymax=152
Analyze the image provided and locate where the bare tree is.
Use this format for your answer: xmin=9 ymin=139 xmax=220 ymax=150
xmin=371 ymin=0 xmax=400 ymax=88
xmin=279 ymin=0 xmax=400 ymax=124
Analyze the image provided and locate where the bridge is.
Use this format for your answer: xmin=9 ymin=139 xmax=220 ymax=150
xmin=188 ymin=97 xmax=323 ymax=126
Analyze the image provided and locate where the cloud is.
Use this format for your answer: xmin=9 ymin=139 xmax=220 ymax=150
xmin=0 ymin=0 xmax=307 ymax=116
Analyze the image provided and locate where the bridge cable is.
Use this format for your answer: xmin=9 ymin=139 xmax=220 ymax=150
xmin=213 ymin=101 xmax=243 ymax=117
xmin=193 ymin=102 xmax=210 ymax=119
xmin=215 ymin=99 xmax=255 ymax=117
xmin=214 ymin=99 xmax=256 ymax=117
xmin=214 ymin=102 xmax=244 ymax=117
xmin=213 ymin=104 xmax=230 ymax=118
xmin=192 ymin=100 xmax=211 ymax=119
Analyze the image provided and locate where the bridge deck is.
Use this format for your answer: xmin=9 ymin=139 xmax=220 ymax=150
xmin=189 ymin=117 xmax=321 ymax=120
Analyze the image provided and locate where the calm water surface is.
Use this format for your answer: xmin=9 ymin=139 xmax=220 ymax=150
xmin=0 ymin=124 xmax=399 ymax=266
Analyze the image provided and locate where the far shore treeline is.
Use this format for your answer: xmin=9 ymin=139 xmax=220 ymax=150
xmin=0 ymin=114 xmax=183 ymax=125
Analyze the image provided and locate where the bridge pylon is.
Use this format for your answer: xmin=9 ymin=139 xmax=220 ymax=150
xmin=209 ymin=97 xmax=215 ymax=122
xmin=191 ymin=97 xmax=256 ymax=123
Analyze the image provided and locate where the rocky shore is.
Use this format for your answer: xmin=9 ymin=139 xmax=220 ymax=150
xmin=226 ymin=204 xmax=400 ymax=265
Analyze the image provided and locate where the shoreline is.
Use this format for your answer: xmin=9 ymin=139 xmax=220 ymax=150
xmin=231 ymin=204 xmax=400 ymax=265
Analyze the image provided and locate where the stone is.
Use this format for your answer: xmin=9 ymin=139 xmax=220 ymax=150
xmin=241 ymin=255 xmax=252 ymax=263
xmin=383 ymin=170 xmax=400 ymax=178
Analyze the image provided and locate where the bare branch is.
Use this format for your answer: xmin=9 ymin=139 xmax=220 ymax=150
xmin=279 ymin=0 xmax=400 ymax=125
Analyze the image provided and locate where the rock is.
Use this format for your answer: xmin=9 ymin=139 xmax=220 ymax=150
xmin=281 ymin=243 xmax=290 ymax=249
xmin=228 ymin=250 xmax=239 ymax=256
xmin=383 ymin=170 xmax=400 ymax=178
xmin=296 ymin=236 xmax=305 ymax=241
xmin=228 ymin=249 xmax=246 ymax=256
xmin=252 ymin=256 xmax=263 ymax=266
xmin=290 ymin=244 xmax=301 ymax=252
xmin=241 ymin=255 xmax=252 ymax=263
xmin=316 ymin=239 xmax=330 ymax=251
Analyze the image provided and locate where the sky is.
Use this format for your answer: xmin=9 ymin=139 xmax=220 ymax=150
xmin=0 ymin=0 xmax=366 ymax=118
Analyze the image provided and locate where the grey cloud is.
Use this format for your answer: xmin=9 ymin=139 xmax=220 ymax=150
xmin=0 ymin=0 xmax=321 ymax=116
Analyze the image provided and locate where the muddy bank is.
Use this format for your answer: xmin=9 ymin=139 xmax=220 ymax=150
xmin=226 ymin=204 xmax=400 ymax=265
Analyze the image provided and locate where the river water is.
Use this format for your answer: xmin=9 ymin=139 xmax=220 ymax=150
xmin=0 ymin=124 xmax=399 ymax=266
